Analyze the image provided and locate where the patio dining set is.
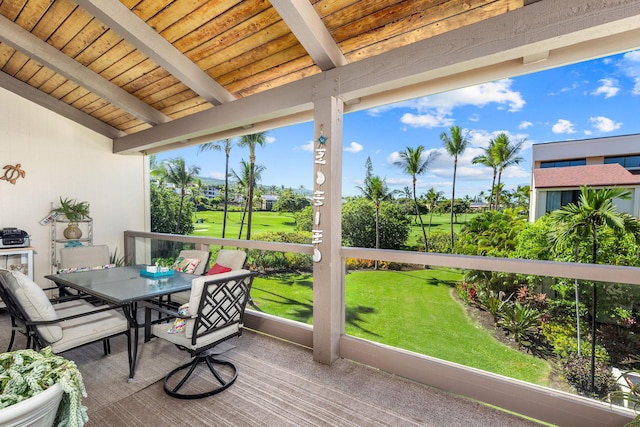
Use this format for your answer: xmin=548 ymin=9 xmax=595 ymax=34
xmin=0 ymin=246 xmax=255 ymax=399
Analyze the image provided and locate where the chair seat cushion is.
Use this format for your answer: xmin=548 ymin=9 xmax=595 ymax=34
xmin=152 ymin=322 xmax=240 ymax=351
xmin=50 ymin=302 xmax=128 ymax=353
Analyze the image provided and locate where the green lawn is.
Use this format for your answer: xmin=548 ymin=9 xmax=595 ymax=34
xmin=191 ymin=210 xmax=296 ymax=238
xmin=249 ymin=267 xmax=551 ymax=386
xmin=193 ymin=210 xmax=551 ymax=385
xmin=192 ymin=210 xmax=478 ymax=246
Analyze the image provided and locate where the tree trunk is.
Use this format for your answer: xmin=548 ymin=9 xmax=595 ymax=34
xmin=222 ymin=151 xmax=230 ymax=239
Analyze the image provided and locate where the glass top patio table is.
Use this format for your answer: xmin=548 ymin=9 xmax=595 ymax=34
xmin=45 ymin=265 xmax=198 ymax=381
xmin=45 ymin=265 xmax=197 ymax=304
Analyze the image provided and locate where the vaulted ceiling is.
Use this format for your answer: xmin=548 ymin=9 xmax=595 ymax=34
xmin=0 ymin=0 xmax=638 ymax=155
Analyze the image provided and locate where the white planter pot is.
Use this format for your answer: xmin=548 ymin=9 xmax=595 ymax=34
xmin=0 ymin=382 xmax=63 ymax=427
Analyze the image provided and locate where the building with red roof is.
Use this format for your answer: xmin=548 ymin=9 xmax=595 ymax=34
xmin=530 ymin=134 xmax=640 ymax=221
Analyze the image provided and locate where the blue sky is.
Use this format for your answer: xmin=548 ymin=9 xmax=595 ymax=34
xmin=154 ymin=49 xmax=640 ymax=199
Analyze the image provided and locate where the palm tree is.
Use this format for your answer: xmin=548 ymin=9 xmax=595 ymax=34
xmin=549 ymin=186 xmax=640 ymax=392
xmin=357 ymin=174 xmax=395 ymax=269
xmin=191 ymin=178 xmax=204 ymax=221
xmin=238 ymin=132 xmax=268 ymax=240
xmin=492 ymin=133 xmax=524 ymax=210
xmin=199 ymin=138 xmax=234 ymax=238
xmin=513 ymin=185 xmax=530 ymax=214
xmin=424 ymin=187 xmax=444 ymax=233
xmin=441 ymin=125 xmax=470 ymax=248
xmin=163 ymin=158 xmax=201 ymax=234
xmin=472 ymin=139 xmax=499 ymax=209
xmin=394 ymin=146 xmax=440 ymax=251
xmin=231 ymin=159 xmax=266 ymax=240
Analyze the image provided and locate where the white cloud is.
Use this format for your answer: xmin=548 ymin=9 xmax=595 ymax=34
xmin=519 ymin=121 xmax=533 ymax=130
xmin=592 ymin=78 xmax=620 ymax=98
xmin=552 ymin=119 xmax=576 ymax=134
xmin=208 ymin=171 xmax=226 ymax=180
xmin=618 ymin=50 xmax=640 ymax=95
xmin=372 ymin=79 xmax=525 ymax=128
xmin=344 ymin=142 xmax=363 ymax=153
xmin=265 ymin=136 xmax=276 ymax=144
xmin=400 ymin=111 xmax=453 ymax=128
xmin=300 ymin=141 xmax=314 ymax=151
xmin=589 ymin=116 xmax=622 ymax=132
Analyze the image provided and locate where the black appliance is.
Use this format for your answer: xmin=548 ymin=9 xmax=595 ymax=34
xmin=0 ymin=228 xmax=30 ymax=248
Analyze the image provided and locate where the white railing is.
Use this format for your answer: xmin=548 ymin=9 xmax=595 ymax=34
xmin=123 ymin=230 xmax=637 ymax=426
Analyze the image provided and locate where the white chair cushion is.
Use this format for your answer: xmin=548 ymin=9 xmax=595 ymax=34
xmin=176 ymin=250 xmax=210 ymax=275
xmin=152 ymin=322 xmax=240 ymax=351
xmin=170 ymin=251 xmax=247 ymax=305
xmin=50 ymin=302 xmax=128 ymax=353
xmin=3 ymin=270 xmax=62 ymax=343
xmin=59 ymin=245 xmax=110 ymax=269
xmin=215 ymin=250 xmax=246 ymax=271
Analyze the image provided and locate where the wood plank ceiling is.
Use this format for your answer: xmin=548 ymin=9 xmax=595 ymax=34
xmin=0 ymin=0 xmax=525 ymax=149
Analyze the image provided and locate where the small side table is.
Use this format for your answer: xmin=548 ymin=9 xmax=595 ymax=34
xmin=0 ymin=247 xmax=35 ymax=280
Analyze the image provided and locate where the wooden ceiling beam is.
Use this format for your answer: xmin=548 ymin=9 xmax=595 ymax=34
xmin=269 ymin=0 xmax=347 ymax=70
xmin=0 ymin=70 xmax=126 ymax=139
xmin=0 ymin=15 xmax=170 ymax=126
xmin=76 ymin=0 xmax=236 ymax=106
xmin=113 ymin=0 xmax=640 ymax=154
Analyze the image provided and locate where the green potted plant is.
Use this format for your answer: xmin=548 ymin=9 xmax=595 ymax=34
xmin=0 ymin=347 xmax=87 ymax=426
xmin=151 ymin=257 xmax=174 ymax=272
xmin=53 ymin=197 xmax=90 ymax=239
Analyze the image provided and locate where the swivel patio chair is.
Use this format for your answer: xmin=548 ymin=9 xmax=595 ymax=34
xmin=0 ymin=268 xmax=133 ymax=377
xmin=145 ymin=269 xmax=256 ymax=399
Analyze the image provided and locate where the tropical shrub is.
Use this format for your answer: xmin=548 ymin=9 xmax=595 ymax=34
xmin=562 ymin=355 xmax=617 ymax=399
xmin=342 ymin=198 xmax=410 ymax=249
xmin=541 ymin=320 xmax=610 ymax=361
xmin=477 ymin=290 xmax=510 ymax=327
xmin=455 ymin=208 xmax=526 ymax=257
xmin=293 ymin=205 xmax=313 ymax=232
xmin=423 ymin=230 xmax=452 ymax=253
xmin=498 ymin=301 xmax=542 ymax=349
xmin=150 ymin=182 xmax=194 ymax=234
xmin=248 ymin=232 xmax=312 ymax=271
xmin=598 ymin=323 xmax=640 ymax=365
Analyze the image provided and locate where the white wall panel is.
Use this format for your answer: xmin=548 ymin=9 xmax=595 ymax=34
xmin=0 ymin=88 xmax=146 ymax=285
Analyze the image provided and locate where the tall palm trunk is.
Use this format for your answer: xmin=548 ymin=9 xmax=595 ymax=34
xmin=175 ymin=190 xmax=185 ymax=233
xmin=413 ymin=178 xmax=428 ymax=252
xmin=489 ymin=168 xmax=497 ymax=210
xmin=246 ymin=159 xmax=255 ymax=240
xmin=222 ymin=147 xmax=230 ymax=238
xmin=495 ymin=166 xmax=504 ymax=210
xmin=238 ymin=193 xmax=249 ymax=239
xmin=449 ymin=158 xmax=457 ymax=249
xmin=374 ymin=202 xmax=380 ymax=270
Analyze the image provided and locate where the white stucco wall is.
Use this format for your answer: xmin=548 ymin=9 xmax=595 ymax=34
xmin=0 ymin=88 xmax=147 ymax=286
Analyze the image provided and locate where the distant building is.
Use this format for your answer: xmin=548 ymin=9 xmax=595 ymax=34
xmin=202 ymin=184 xmax=222 ymax=198
xmin=530 ymin=134 xmax=640 ymax=221
xmin=261 ymin=195 xmax=279 ymax=211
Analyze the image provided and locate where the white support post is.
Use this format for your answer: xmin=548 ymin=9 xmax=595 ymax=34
xmin=311 ymin=92 xmax=344 ymax=365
